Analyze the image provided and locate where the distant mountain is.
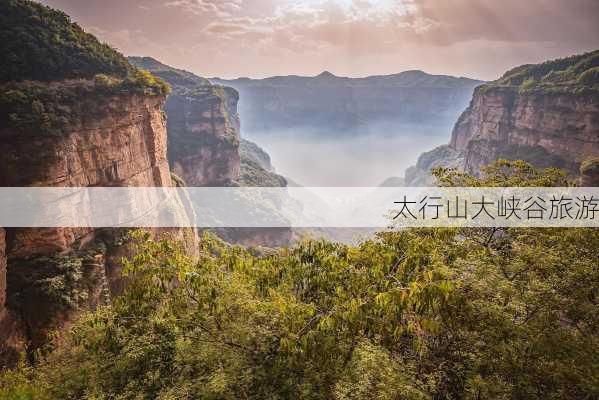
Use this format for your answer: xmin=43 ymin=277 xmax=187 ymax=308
xmin=210 ymin=71 xmax=484 ymax=136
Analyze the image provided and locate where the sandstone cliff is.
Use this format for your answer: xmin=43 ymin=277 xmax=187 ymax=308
xmin=128 ymin=57 xmax=292 ymax=247
xmin=0 ymin=80 xmax=193 ymax=363
xmin=451 ymin=86 xmax=599 ymax=175
xmin=405 ymin=50 xmax=599 ymax=185
xmin=0 ymin=0 xmax=195 ymax=365
xmin=129 ymin=57 xmax=241 ymax=186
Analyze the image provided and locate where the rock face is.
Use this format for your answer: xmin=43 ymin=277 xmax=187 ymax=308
xmin=1 ymin=88 xmax=172 ymax=254
xmin=404 ymin=145 xmax=464 ymax=186
xmin=128 ymin=57 xmax=241 ymax=186
xmin=0 ymin=1 xmax=198 ymax=365
xmin=450 ymin=87 xmax=599 ymax=174
xmin=0 ymin=83 xmax=191 ymax=362
xmin=128 ymin=57 xmax=292 ymax=247
xmin=405 ymin=50 xmax=599 ymax=184
xmin=211 ymin=71 xmax=483 ymax=137
xmin=166 ymin=86 xmax=240 ymax=186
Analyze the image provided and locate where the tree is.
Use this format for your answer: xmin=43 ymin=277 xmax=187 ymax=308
xmin=2 ymin=161 xmax=598 ymax=399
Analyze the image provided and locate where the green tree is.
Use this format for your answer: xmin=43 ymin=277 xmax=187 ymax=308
xmin=2 ymin=161 xmax=598 ymax=400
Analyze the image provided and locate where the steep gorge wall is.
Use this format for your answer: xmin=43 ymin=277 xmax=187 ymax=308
xmin=0 ymin=82 xmax=194 ymax=363
xmin=450 ymin=87 xmax=599 ymax=175
xmin=166 ymin=86 xmax=241 ymax=186
xmin=127 ymin=57 xmax=242 ymax=187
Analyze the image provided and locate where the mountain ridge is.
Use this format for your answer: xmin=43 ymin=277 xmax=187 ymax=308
xmin=210 ymin=69 xmax=483 ymax=88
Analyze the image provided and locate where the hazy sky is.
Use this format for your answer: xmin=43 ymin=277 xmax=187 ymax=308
xmin=40 ymin=0 xmax=599 ymax=80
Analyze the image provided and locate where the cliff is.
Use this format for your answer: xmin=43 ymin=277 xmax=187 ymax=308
xmin=0 ymin=0 xmax=194 ymax=365
xmin=0 ymin=80 xmax=192 ymax=363
xmin=129 ymin=57 xmax=241 ymax=186
xmin=450 ymin=50 xmax=599 ymax=176
xmin=406 ymin=50 xmax=599 ymax=185
xmin=128 ymin=57 xmax=292 ymax=247
xmin=211 ymin=71 xmax=483 ymax=137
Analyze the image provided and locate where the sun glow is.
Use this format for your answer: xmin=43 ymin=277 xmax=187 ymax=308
xmin=290 ymin=0 xmax=413 ymax=14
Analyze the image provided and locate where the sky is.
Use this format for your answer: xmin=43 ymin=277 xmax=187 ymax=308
xmin=39 ymin=0 xmax=599 ymax=80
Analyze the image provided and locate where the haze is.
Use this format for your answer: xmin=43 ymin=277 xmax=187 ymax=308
xmin=35 ymin=0 xmax=599 ymax=186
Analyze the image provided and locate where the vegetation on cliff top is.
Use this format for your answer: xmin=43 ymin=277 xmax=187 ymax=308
xmin=2 ymin=161 xmax=598 ymax=400
xmin=482 ymin=49 xmax=599 ymax=93
xmin=0 ymin=0 xmax=133 ymax=82
xmin=0 ymin=1 xmax=171 ymax=135
xmin=1 ymin=0 xmax=168 ymax=96
xmin=128 ymin=57 xmax=212 ymax=91
xmin=0 ymin=71 xmax=169 ymax=136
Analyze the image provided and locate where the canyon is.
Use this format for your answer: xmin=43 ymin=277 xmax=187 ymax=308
xmin=128 ymin=56 xmax=292 ymax=247
xmin=2 ymin=0 xmax=599 ymax=371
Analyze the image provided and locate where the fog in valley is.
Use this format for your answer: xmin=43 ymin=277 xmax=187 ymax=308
xmin=244 ymin=124 xmax=452 ymax=187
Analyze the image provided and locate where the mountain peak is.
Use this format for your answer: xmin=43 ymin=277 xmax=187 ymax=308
xmin=316 ymin=70 xmax=336 ymax=79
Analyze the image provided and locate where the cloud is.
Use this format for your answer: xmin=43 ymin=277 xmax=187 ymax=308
xmin=39 ymin=0 xmax=599 ymax=79
xmin=401 ymin=0 xmax=599 ymax=46
xmin=165 ymin=0 xmax=243 ymax=17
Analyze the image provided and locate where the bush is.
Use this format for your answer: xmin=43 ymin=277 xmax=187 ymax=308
xmin=578 ymin=67 xmax=599 ymax=86
xmin=3 ymin=162 xmax=598 ymax=400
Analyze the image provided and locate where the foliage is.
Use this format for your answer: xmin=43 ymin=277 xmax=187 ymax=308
xmin=0 ymin=0 xmax=133 ymax=82
xmin=239 ymin=157 xmax=288 ymax=187
xmin=128 ymin=56 xmax=212 ymax=91
xmin=122 ymin=69 xmax=171 ymax=96
xmin=0 ymin=1 xmax=170 ymax=138
xmin=581 ymin=157 xmax=599 ymax=176
xmin=0 ymin=71 xmax=169 ymax=135
xmin=481 ymin=49 xmax=599 ymax=92
xmin=432 ymin=159 xmax=568 ymax=187
xmin=578 ymin=67 xmax=599 ymax=86
xmin=2 ymin=161 xmax=598 ymax=399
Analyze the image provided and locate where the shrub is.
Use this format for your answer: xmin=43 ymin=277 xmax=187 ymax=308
xmin=578 ymin=66 xmax=599 ymax=86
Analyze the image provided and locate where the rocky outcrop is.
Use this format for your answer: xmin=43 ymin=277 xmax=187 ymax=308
xmin=239 ymin=139 xmax=287 ymax=187
xmin=404 ymin=145 xmax=464 ymax=186
xmin=0 ymin=81 xmax=195 ymax=363
xmin=129 ymin=57 xmax=241 ymax=186
xmin=450 ymin=87 xmax=599 ymax=174
xmin=128 ymin=57 xmax=292 ymax=247
xmin=405 ymin=50 xmax=599 ymax=184
xmin=166 ymin=86 xmax=240 ymax=186
xmin=0 ymin=1 xmax=199 ymax=366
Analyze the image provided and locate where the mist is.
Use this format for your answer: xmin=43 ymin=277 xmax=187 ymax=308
xmin=244 ymin=124 xmax=452 ymax=187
